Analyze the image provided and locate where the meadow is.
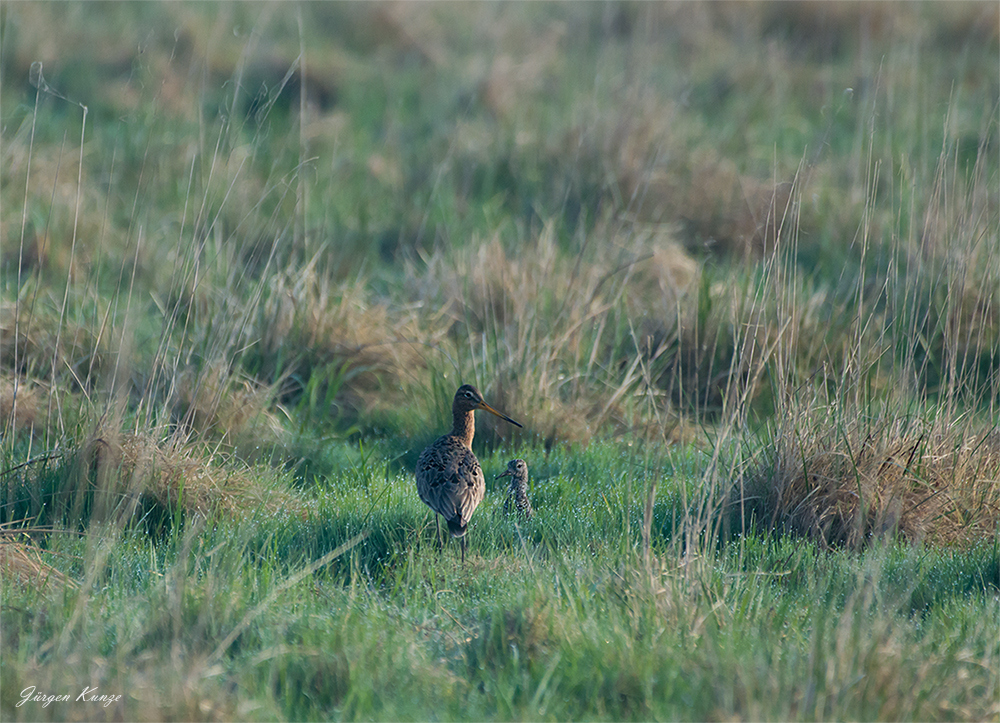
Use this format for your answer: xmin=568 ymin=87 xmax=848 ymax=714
xmin=1 ymin=3 xmax=998 ymax=720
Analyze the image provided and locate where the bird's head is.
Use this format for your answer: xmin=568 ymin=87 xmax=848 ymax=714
xmin=496 ymin=458 xmax=528 ymax=480
xmin=453 ymin=385 xmax=522 ymax=428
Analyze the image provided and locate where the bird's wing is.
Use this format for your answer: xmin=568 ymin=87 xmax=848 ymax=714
xmin=416 ymin=440 xmax=484 ymax=525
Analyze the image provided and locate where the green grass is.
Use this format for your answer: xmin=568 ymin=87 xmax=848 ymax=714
xmin=2 ymin=441 xmax=998 ymax=721
xmin=1 ymin=2 xmax=998 ymax=720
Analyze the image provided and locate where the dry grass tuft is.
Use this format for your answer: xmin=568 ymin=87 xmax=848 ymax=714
xmin=0 ymin=528 xmax=77 ymax=590
xmin=0 ymin=517 xmax=78 ymax=590
xmin=622 ymin=225 xmax=701 ymax=313
xmin=406 ymin=225 xmax=702 ymax=443
xmin=175 ymin=363 xmax=286 ymax=458
xmin=563 ymin=89 xmax=795 ymax=259
xmin=0 ymin=375 xmax=45 ymax=434
xmin=255 ymin=270 xmax=437 ymax=425
xmin=261 ymin=274 xmax=428 ymax=378
xmin=479 ymin=20 xmax=567 ymax=122
xmin=0 ymin=299 xmax=111 ymax=391
xmin=742 ymin=413 xmax=1000 ymax=549
xmin=79 ymin=429 xmax=298 ymax=519
xmin=622 ymin=146 xmax=795 ymax=258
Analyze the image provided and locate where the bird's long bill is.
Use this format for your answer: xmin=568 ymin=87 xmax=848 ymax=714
xmin=478 ymin=401 xmax=523 ymax=428
xmin=495 ymin=468 xmax=513 ymax=479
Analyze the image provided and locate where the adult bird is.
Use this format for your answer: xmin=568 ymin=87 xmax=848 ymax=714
xmin=416 ymin=384 xmax=522 ymax=563
xmin=497 ymin=458 xmax=532 ymax=520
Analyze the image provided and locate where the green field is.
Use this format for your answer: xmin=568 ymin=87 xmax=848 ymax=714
xmin=1 ymin=3 xmax=998 ymax=720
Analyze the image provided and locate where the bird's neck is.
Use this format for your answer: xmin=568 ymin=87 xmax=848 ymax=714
xmin=451 ymin=409 xmax=475 ymax=448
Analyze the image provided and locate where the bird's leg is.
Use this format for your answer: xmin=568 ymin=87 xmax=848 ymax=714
xmin=460 ymin=534 xmax=466 ymax=564
xmin=435 ymin=516 xmax=443 ymax=552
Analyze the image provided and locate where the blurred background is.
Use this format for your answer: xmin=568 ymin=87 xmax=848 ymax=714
xmin=1 ymin=2 xmax=997 ymax=456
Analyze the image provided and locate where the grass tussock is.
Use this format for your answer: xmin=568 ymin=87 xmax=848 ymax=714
xmin=405 ymin=222 xmax=708 ymax=444
xmin=730 ymin=128 xmax=1000 ymax=550
xmin=252 ymin=272 xmax=436 ymax=429
xmin=174 ymin=362 xmax=286 ymax=457
xmin=2 ymin=427 xmax=298 ymax=538
xmin=1 ymin=374 xmax=45 ymax=434
xmin=83 ymin=430 xmax=299 ymax=519
xmin=0 ymin=527 xmax=77 ymax=590
xmin=743 ymin=412 xmax=1000 ymax=549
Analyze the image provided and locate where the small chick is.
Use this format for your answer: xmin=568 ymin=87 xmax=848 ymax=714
xmin=497 ymin=458 xmax=532 ymax=520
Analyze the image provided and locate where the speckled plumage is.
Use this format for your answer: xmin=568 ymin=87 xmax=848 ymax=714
xmin=498 ymin=458 xmax=532 ymax=520
xmin=416 ymin=384 xmax=522 ymax=562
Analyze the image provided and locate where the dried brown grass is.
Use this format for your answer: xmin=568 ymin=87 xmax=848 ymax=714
xmin=1 ymin=130 xmax=106 ymax=290
xmin=743 ymin=413 xmax=1000 ymax=549
xmin=0 ymin=527 xmax=77 ymax=590
xmin=0 ymin=298 xmax=110 ymax=389
xmin=174 ymin=362 xmax=286 ymax=459
xmin=78 ymin=429 xmax=299 ymax=519
xmin=0 ymin=374 xmax=44 ymax=434
xmin=259 ymin=274 xmax=429 ymax=380
xmin=255 ymin=269 xmax=439 ymax=427
xmin=405 ymin=223 xmax=705 ymax=443
xmin=556 ymin=77 xmax=796 ymax=260
xmin=620 ymin=144 xmax=795 ymax=258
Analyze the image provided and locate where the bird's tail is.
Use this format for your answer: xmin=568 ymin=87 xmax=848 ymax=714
xmin=446 ymin=517 xmax=467 ymax=538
